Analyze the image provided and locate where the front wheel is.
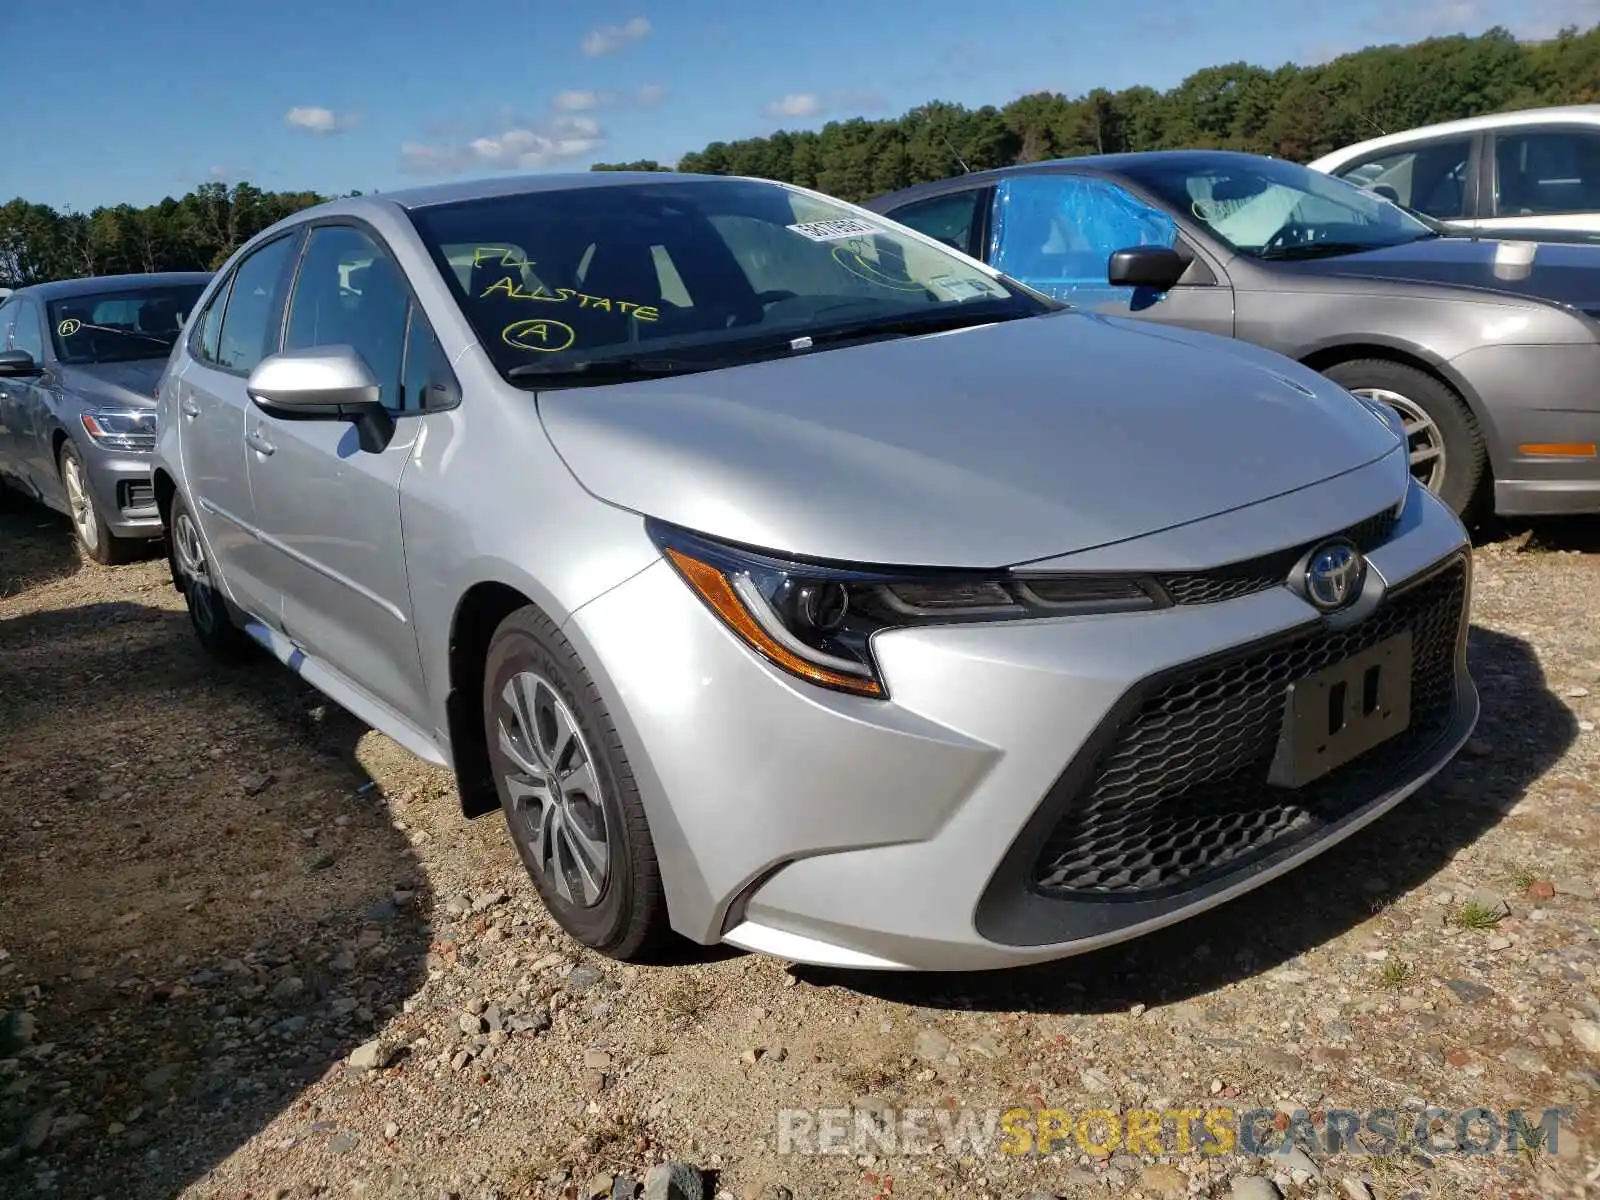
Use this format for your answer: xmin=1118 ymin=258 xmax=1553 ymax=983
xmin=1320 ymin=359 xmax=1486 ymax=518
xmin=482 ymin=605 xmax=671 ymax=960
xmin=167 ymin=491 xmax=250 ymax=661
xmin=58 ymin=441 xmax=141 ymax=565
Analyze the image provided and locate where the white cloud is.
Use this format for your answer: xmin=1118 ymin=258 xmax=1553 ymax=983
xmin=549 ymin=84 xmax=667 ymax=113
xmin=761 ymin=89 xmax=888 ymax=122
xmin=401 ymin=115 xmax=606 ymax=176
xmin=764 ymin=93 xmax=823 ymax=119
xmin=553 ymin=90 xmax=601 ymax=112
xmin=284 ymin=106 xmax=358 ymax=135
xmin=581 ymin=16 xmax=650 ymax=56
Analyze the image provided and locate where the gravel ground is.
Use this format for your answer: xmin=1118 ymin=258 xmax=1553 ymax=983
xmin=2 ymin=497 xmax=1599 ymax=1200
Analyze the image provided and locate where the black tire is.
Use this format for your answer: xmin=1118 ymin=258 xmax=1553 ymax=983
xmin=167 ymin=490 xmax=251 ymax=661
xmin=482 ymin=604 xmax=671 ymax=960
xmin=1320 ymin=359 xmax=1487 ymax=519
xmin=58 ymin=441 xmax=141 ymax=565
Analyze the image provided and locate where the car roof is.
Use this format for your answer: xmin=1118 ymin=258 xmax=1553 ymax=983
xmin=865 ymin=149 xmax=1274 ymax=209
xmin=1308 ymin=104 xmax=1600 ymax=167
xmin=284 ymin=170 xmax=753 ymax=224
xmin=11 ymin=271 xmax=215 ymax=301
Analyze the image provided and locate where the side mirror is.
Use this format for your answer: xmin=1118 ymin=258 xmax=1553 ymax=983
xmin=0 ymin=348 xmax=41 ymax=377
xmin=247 ymin=345 xmax=383 ymax=418
xmin=1106 ymin=245 xmax=1189 ymax=291
xmin=247 ymin=345 xmax=396 ymax=453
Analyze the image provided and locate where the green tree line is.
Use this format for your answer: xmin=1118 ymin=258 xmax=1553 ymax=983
xmin=600 ymin=23 xmax=1600 ymax=200
xmin=5 ymin=24 xmax=1599 ymax=286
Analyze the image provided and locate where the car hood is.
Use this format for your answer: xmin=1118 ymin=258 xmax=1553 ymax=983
xmin=1286 ymin=236 xmax=1600 ymax=310
xmin=58 ymin=360 xmax=165 ymax=410
xmin=536 ymin=312 xmax=1403 ymax=568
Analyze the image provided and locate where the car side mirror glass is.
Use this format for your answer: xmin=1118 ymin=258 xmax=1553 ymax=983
xmin=1106 ymin=246 xmax=1188 ymax=291
xmin=0 ymin=348 xmax=41 ymax=377
xmin=247 ymin=345 xmax=384 ymax=419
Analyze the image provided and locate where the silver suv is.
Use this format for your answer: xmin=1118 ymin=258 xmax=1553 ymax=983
xmin=153 ymin=172 xmax=1476 ymax=972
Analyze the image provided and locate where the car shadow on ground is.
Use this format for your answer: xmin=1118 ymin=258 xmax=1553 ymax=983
xmin=794 ymin=623 xmax=1575 ymax=1013
xmin=0 ymin=589 xmax=432 ymax=1198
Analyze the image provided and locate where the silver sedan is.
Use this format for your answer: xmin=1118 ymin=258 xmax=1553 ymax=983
xmin=0 ymin=273 xmax=211 ymax=562
xmin=151 ymin=172 xmax=1476 ymax=971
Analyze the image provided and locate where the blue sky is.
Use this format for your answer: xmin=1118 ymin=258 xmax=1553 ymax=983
xmin=7 ymin=0 xmax=1594 ymax=211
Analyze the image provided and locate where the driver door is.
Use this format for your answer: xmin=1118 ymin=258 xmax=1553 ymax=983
xmin=243 ymin=222 xmax=431 ymax=728
xmin=984 ymin=172 xmax=1235 ymax=338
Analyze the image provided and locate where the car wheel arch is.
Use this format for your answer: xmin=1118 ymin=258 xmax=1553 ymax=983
xmin=1298 ymin=341 xmax=1498 ymax=454
xmin=446 ymin=580 xmax=537 ymax=819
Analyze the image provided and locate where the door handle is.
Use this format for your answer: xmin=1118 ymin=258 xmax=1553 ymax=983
xmin=179 ymin=398 xmax=201 ymax=418
xmin=244 ymin=430 xmax=276 ymax=456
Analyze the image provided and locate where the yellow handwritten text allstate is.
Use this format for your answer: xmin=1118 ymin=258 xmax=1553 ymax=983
xmin=479 ymin=276 xmax=659 ymax=322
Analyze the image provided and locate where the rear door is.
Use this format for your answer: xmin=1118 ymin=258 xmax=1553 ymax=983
xmin=243 ymin=221 xmax=436 ymax=727
xmin=1480 ymin=123 xmax=1600 ymax=234
xmin=175 ymin=230 xmax=301 ymax=626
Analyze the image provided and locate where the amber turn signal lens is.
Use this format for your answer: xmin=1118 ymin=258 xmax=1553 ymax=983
xmin=664 ymin=547 xmax=884 ymax=697
xmin=1517 ymin=442 xmax=1597 ymax=457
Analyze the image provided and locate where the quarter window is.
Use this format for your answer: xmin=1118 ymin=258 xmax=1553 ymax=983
xmin=216 ymin=234 xmax=297 ymax=373
xmin=284 ymin=225 xmax=409 ymax=409
xmin=400 ymin=305 xmax=452 ymax=413
xmin=191 ymin=277 xmax=231 ymax=365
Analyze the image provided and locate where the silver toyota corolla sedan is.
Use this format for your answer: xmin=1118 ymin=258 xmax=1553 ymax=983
xmin=0 ymin=273 xmax=212 ymax=562
xmin=152 ymin=171 xmax=1477 ymax=971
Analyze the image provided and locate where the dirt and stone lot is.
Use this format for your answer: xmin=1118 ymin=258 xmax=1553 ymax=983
xmin=2 ymin=498 xmax=1599 ymax=1200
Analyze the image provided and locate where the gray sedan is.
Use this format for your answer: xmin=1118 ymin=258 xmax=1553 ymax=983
xmin=0 ymin=272 xmax=212 ymax=562
xmin=151 ymin=171 xmax=1475 ymax=971
xmin=867 ymin=151 xmax=1600 ymax=519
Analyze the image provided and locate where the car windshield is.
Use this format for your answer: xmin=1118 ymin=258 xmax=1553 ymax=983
xmin=47 ymin=283 xmax=207 ymax=364
xmin=407 ymin=177 xmax=1052 ymax=382
xmin=1118 ymin=157 xmax=1438 ymax=260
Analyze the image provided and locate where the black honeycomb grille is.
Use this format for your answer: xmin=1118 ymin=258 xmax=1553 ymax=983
xmin=1158 ymin=506 xmax=1401 ymax=606
xmin=1032 ymin=556 xmax=1466 ymax=899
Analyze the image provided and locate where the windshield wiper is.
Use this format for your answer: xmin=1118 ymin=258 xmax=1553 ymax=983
xmin=506 ymin=355 xmax=720 ymax=385
xmin=796 ymin=307 xmax=1030 ymax=346
xmin=1257 ymin=240 xmax=1398 ymax=261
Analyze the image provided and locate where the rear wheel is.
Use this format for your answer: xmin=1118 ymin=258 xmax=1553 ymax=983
xmin=167 ymin=491 xmax=250 ymax=661
xmin=58 ymin=441 xmax=141 ymax=565
xmin=482 ymin=604 xmax=671 ymax=960
xmin=1320 ymin=358 xmax=1486 ymax=518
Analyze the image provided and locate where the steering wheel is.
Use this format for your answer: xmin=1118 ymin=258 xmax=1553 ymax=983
xmin=1262 ymin=223 xmax=1313 ymax=255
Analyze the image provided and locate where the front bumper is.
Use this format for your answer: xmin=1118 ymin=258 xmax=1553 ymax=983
xmin=565 ymin=477 xmax=1476 ymax=972
xmin=79 ymin=436 xmax=162 ymax=538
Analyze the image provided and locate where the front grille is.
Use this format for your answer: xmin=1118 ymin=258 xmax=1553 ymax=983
xmin=1158 ymin=505 xmax=1400 ymax=606
xmin=1032 ymin=556 xmax=1466 ymax=898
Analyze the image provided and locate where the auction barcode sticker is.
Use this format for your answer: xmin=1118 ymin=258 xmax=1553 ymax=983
xmin=786 ymin=217 xmax=882 ymax=242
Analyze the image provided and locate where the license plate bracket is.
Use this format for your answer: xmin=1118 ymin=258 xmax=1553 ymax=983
xmin=1268 ymin=631 xmax=1413 ymax=789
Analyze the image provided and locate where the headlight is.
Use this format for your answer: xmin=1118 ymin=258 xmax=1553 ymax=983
xmin=79 ymin=409 xmax=156 ymax=452
xmin=649 ymin=520 xmax=1168 ymax=699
